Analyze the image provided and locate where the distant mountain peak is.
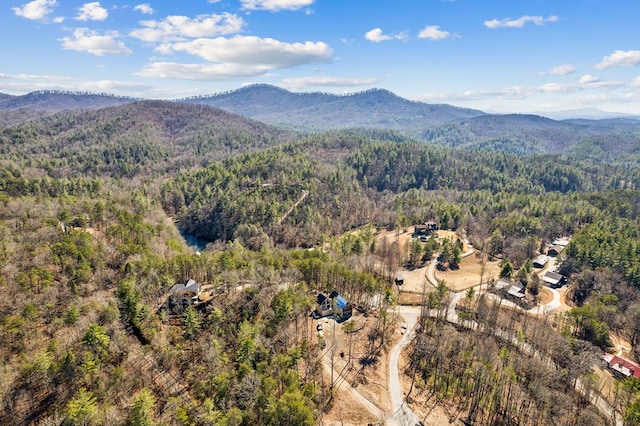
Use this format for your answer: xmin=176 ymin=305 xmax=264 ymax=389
xmin=181 ymin=84 xmax=485 ymax=133
xmin=0 ymin=90 xmax=139 ymax=112
xmin=530 ymin=107 xmax=640 ymax=121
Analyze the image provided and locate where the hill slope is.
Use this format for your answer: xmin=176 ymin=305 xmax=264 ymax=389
xmin=181 ymin=84 xmax=486 ymax=132
xmin=423 ymin=113 xmax=640 ymax=159
xmin=0 ymin=100 xmax=294 ymax=178
xmin=0 ymin=90 xmax=139 ymax=126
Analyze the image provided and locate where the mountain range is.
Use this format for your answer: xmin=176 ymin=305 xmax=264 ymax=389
xmin=181 ymin=84 xmax=485 ymax=132
xmin=1 ymin=85 xmax=639 ymax=161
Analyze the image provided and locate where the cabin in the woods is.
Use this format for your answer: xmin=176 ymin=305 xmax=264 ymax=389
xmin=603 ymin=353 xmax=640 ymax=380
xmin=315 ymin=293 xmax=333 ymax=318
xmin=314 ymin=291 xmax=353 ymax=322
xmin=494 ymin=279 xmax=525 ymax=299
xmin=166 ymin=279 xmax=202 ymax=314
xmin=414 ymin=221 xmax=438 ymax=236
xmin=542 ymin=271 xmax=567 ymax=288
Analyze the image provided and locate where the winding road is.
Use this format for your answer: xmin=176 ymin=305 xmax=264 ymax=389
xmin=322 ymin=233 xmax=621 ymax=425
xmin=388 ymin=307 xmax=421 ymax=425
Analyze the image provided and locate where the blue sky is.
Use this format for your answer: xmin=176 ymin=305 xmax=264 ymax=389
xmin=3 ymin=0 xmax=640 ymax=114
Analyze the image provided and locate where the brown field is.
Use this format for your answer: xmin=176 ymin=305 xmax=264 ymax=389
xmin=434 ymin=253 xmax=501 ymax=292
xmin=537 ymin=286 xmax=553 ymax=305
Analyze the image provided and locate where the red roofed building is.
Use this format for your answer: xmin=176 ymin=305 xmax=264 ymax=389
xmin=603 ymin=353 xmax=640 ymax=379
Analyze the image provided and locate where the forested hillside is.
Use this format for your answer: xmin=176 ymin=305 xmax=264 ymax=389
xmin=0 ymin=91 xmax=138 ymax=126
xmin=423 ymin=114 xmax=640 ymax=161
xmin=164 ymin=133 xmax=639 ymax=249
xmin=0 ymin=100 xmax=293 ymax=178
xmin=1 ymin=94 xmax=640 ymax=424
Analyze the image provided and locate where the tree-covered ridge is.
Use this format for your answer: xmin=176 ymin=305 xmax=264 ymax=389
xmin=564 ymin=216 xmax=640 ymax=287
xmin=422 ymin=114 xmax=640 ymax=161
xmin=0 ymin=100 xmax=293 ymax=178
xmin=0 ymin=90 xmax=138 ymax=111
xmin=162 ymin=142 xmax=372 ymax=246
xmin=345 ymin=142 xmax=616 ymax=193
xmin=182 ymin=84 xmax=485 ymax=132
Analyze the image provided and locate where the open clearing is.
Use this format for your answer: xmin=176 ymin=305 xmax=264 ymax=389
xmin=434 ymin=253 xmax=501 ymax=292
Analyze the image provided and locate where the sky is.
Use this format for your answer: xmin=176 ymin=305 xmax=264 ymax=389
xmin=2 ymin=0 xmax=640 ymax=114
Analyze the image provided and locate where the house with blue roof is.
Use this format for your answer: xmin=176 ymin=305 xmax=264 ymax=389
xmin=313 ymin=291 xmax=353 ymax=322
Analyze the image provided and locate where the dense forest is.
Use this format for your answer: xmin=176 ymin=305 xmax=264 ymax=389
xmin=1 ymin=97 xmax=640 ymax=424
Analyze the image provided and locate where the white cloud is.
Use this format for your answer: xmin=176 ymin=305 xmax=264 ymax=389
xmin=61 ymin=28 xmax=132 ymax=56
xmin=365 ymin=28 xmax=390 ymax=42
xmin=633 ymin=77 xmax=640 ymax=88
xmin=579 ymin=74 xmax=599 ymax=84
xmin=595 ymin=50 xmax=640 ymax=70
xmin=76 ymin=2 xmax=108 ymax=21
xmin=136 ymin=62 xmax=273 ymax=80
xmin=240 ymin=0 xmax=314 ymax=11
xmin=138 ymin=36 xmax=332 ymax=81
xmin=134 ymin=3 xmax=154 ymax=15
xmin=484 ymin=15 xmax=559 ymax=29
xmin=364 ymin=28 xmax=407 ymax=43
xmin=158 ymin=36 xmax=332 ymax=67
xmin=130 ymin=13 xmax=244 ymax=43
xmin=417 ymin=25 xmax=453 ymax=40
xmin=417 ymin=77 xmax=624 ymax=103
xmin=539 ymin=64 xmax=576 ymax=76
xmin=79 ymin=80 xmax=152 ymax=92
xmin=0 ymin=72 xmax=72 ymax=81
xmin=12 ymin=0 xmax=57 ymax=20
xmin=52 ymin=16 xmax=64 ymax=23
xmin=280 ymin=76 xmax=378 ymax=90
xmin=533 ymin=79 xmax=621 ymax=94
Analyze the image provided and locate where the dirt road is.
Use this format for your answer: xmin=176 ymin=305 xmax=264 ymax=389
xmin=388 ymin=307 xmax=421 ymax=425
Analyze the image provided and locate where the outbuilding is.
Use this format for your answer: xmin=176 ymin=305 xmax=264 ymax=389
xmin=532 ymin=255 xmax=549 ymax=268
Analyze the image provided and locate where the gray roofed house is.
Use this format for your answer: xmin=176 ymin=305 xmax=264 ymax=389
xmin=552 ymin=237 xmax=571 ymax=247
xmin=184 ymin=279 xmax=201 ymax=294
xmin=507 ymin=283 xmax=525 ymax=298
xmin=533 ymin=255 xmax=549 ymax=268
xmin=166 ymin=279 xmax=202 ymax=314
xmin=169 ymin=283 xmax=186 ymax=293
xmin=543 ymin=271 xmax=567 ymax=288
xmin=494 ymin=279 xmax=511 ymax=290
